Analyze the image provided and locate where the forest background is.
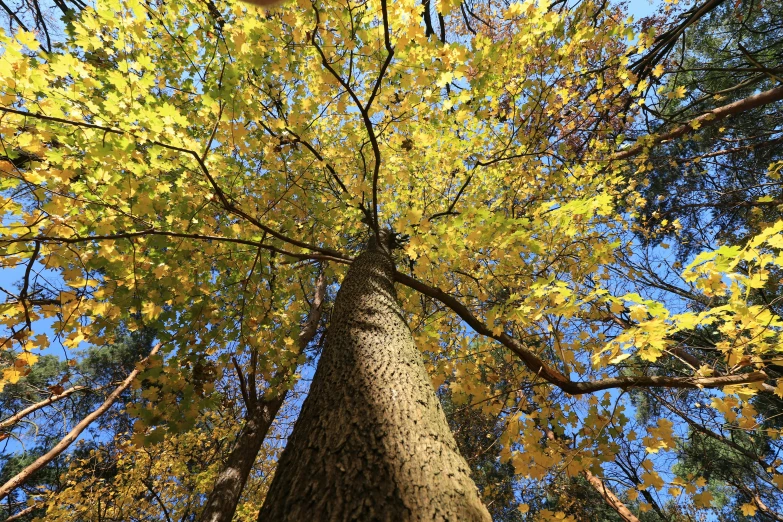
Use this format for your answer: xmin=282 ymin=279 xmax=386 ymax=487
xmin=0 ymin=0 xmax=782 ymax=519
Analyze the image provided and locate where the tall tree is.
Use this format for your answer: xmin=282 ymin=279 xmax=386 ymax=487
xmin=0 ymin=0 xmax=782 ymax=519
xmin=259 ymin=230 xmax=491 ymax=519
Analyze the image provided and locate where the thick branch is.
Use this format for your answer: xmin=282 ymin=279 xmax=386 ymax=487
xmin=0 ymin=385 xmax=92 ymax=430
xmin=612 ymin=84 xmax=783 ymax=161
xmin=368 ymin=0 xmax=395 ymax=236
xmin=584 ymin=470 xmax=641 ymax=522
xmin=394 ymin=272 xmax=768 ymax=395
xmin=0 ymin=229 xmax=344 ymax=263
xmin=309 ymin=5 xmax=390 ymax=242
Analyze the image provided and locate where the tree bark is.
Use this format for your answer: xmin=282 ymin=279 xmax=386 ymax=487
xmin=258 ymin=238 xmax=490 ymax=521
xmin=198 ymin=270 xmax=328 ymax=522
xmin=198 ymin=398 xmax=285 ymax=522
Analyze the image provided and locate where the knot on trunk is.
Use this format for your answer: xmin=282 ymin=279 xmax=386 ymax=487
xmin=365 ymin=227 xmax=408 ymax=256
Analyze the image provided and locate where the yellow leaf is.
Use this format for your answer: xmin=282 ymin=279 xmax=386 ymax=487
xmin=517 ymin=504 xmax=530 ymax=513
xmin=640 ymin=470 xmax=664 ymax=490
xmin=33 ymin=334 xmax=49 ymax=349
xmin=143 ymin=302 xmax=162 ymax=321
xmin=740 ymin=503 xmax=757 ymax=516
xmin=609 ymin=352 xmax=631 ymax=364
xmin=693 ymin=490 xmax=713 ymax=508
xmin=774 ymin=379 xmax=783 ymax=399
xmin=16 ymin=30 xmax=39 ymax=50
xmin=3 ymin=368 xmax=21 ymax=384
xmin=672 ymin=86 xmax=687 ymax=99
xmin=66 ymin=278 xmax=99 ymax=288
xmin=629 ymin=305 xmax=647 ymax=321
xmin=64 ymin=332 xmax=85 ymax=348
xmin=17 ymin=352 xmax=39 ymax=366
xmin=609 ymin=301 xmax=624 ymax=314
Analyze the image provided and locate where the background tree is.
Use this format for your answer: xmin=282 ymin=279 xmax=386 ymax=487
xmin=608 ymin=1 xmax=783 ymax=519
xmin=637 ymin=0 xmax=783 ymax=257
xmin=0 ymin=328 xmax=155 ymax=520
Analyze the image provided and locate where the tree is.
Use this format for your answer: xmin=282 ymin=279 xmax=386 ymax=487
xmin=1 ymin=0 xmax=782 ymax=519
xmin=618 ymin=1 xmax=783 ymax=518
xmin=636 ymin=0 xmax=783 ymax=258
xmin=259 ymin=232 xmax=491 ymax=519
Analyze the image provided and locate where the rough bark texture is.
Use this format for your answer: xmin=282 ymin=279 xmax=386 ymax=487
xmin=258 ymin=239 xmax=490 ymax=521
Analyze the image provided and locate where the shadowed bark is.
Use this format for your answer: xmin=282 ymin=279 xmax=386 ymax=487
xmin=258 ymin=234 xmax=490 ymax=521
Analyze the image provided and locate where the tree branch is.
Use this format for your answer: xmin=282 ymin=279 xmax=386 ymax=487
xmin=0 ymin=344 xmax=161 ymax=501
xmin=310 ymin=4 xmax=388 ymax=242
xmin=0 ymin=229 xmax=347 ymax=263
xmin=0 ymin=0 xmax=29 ymax=32
xmin=394 ymin=271 xmax=768 ymax=395
xmin=612 ymin=84 xmax=783 ymax=161
xmin=3 ymin=505 xmax=35 ymax=522
xmin=0 ymin=384 xmax=95 ymax=430
xmin=584 ymin=470 xmax=641 ymax=522
xmin=0 ymin=107 xmax=343 ymax=260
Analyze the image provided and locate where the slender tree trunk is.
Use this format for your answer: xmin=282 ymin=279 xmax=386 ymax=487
xmin=583 ymin=471 xmax=640 ymax=522
xmin=198 ymin=270 xmax=328 ymax=522
xmin=198 ymin=398 xmax=285 ymax=522
xmin=258 ymin=237 xmax=491 ymax=521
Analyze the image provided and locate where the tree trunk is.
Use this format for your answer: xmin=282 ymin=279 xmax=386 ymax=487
xmin=198 ymin=399 xmax=284 ymax=522
xmin=199 ymin=270 xmax=328 ymax=522
xmin=258 ymin=239 xmax=491 ymax=521
xmin=583 ymin=471 xmax=640 ymax=522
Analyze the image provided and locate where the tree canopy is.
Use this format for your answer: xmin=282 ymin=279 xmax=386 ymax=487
xmin=0 ymin=0 xmax=782 ymax=519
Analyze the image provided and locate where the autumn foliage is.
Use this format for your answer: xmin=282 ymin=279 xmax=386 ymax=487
xmin=0 ymin=0 xmax=782 ymax=519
